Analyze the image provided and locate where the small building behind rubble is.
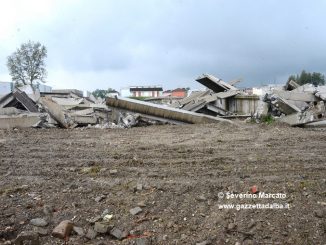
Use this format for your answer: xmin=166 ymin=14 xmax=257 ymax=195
xmin=121 ymin=86 xmax=163 ymax=98
xmin=163 ymin=88 xmax=188 ymax=98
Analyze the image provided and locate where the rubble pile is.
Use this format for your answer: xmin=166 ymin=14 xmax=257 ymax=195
xmin=0 ymin=87 xmax=113 ymax=129
xmin=170 ymin=74 xmax=259 ymax=117
xmin=262 ymin=80 xmax=326 ymax=127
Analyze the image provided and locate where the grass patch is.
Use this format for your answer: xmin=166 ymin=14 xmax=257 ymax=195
xmin=261 ymin=115 xmax=275 ymax=124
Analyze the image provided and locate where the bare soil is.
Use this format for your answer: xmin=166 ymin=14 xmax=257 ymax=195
xmin=0 ymin=122 xmax=325 ymax=244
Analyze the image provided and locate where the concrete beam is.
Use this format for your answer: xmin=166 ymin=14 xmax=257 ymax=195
xmin=39 ymin=97 xmax=76 ymax=128
xmin=107 ymin=96 xmax=232 ymax=124
xmin=303 ymin=120 xmax=326 ymax=128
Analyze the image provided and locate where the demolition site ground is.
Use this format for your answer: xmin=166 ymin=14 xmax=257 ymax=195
xmin=0 ymin=122 xmax=325 ymax=244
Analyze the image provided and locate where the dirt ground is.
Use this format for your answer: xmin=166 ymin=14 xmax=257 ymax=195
xmin=0 ymin=122 xmax=325 ymax=244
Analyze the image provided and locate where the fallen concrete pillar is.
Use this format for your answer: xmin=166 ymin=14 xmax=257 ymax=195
xmin=39 ymin=97 xmax=76 ymax=128
xmin=107 ymin=96 xmax=232 ymax=124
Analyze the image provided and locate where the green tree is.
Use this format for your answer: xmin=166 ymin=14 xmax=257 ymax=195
xmin=287 ymin=70 xmax=325 ymax=86
xmin=7 ymin=41 xmax=47 ymax=87
xmin=92 ymin=88 xmax=116 ymax=98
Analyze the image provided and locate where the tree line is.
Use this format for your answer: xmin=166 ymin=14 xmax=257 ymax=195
xmin=288 ymin=70 xmax=325 ymax=86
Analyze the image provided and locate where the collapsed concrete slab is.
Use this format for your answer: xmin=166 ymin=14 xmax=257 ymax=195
xmin=196 ymin=74 xmax=237 ymax=93
xmin=273 ymin=90 xmax=318 ymax=102
xmin=279 ymin=101 xmax=325 ymax=126
xmin=271 ymin=97 xmax=301 ymax=115
xmin=107 ymin=96 xmax=232 ymax=124
xmin=0 ymin=90 xmax=38 ymax=112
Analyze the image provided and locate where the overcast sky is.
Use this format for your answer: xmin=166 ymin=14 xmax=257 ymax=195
xmin=1 ymin=0 xmax=326 ymax=92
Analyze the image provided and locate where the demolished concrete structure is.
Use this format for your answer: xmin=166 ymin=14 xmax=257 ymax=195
xmin=263 ymin=82 xmax=326 ymax=126
xmin=171 ymin=74 xmax=259 ymax=117
xmin=0 ymin=87 xmax=113 ymax=129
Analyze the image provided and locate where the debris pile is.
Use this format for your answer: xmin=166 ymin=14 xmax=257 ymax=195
xmin=170 ymin=74 xmax=259 ymax=117
xmin=0 ymin=87 xmax=111 ymax=129
xmin=263 ymin=80 xmax=326 ymax=127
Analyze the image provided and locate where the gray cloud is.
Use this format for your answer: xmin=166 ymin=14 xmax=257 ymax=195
xmin=1 ymin=0 xmax=326 ymax=90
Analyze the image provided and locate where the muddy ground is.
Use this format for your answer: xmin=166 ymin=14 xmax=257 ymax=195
xmin=0 ymin=122 xmax=325 ymax=244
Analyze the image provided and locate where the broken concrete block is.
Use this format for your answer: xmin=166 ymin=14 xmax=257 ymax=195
xmin=130 ymin=207 xmax=142 ymax=215
xmin=95 ymin=194 xmax=106 ymax=202
xmin=0 ymin=113 xmax=42 ymax=129
xmin=30 ymin=218 xmax=48 ymax=227
xmin=136 ymin=183 xmax=143 ymax=191
xmin=34 ymin=227 xmax=48 ymax=236
xmin=72 ymin=226 xmax=85 ymax=236
xmin=85 ymin=228 xmax=97 ymax=239
xmin=285 ymin=80 xmax=300 ymax=91
xmin=87 ymin=215 xmax=101 ymax=224
xmin=271 ymin=97 xmax=301 ymax=115
xmin=103 ymin=214 xmax=113 ymax=221
xmin=109 ymin=227 xmax=128 ymax=240
xmin=52 ymin=220 xmax=73 ymax=239
xmin=279 ymin=101 xmax=325 ymax=126
xmin=315 ymin=91 xmax=326 ymax=100
xmin=94 ymin=222 xmax=110 ymax=234
xmin=109 ymin=169 xmax=118 ymax=174
xmin=135 ymin=237 xmax=151 ymax=245
xmin=15 ymin=231 xmax=40 ymax=245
